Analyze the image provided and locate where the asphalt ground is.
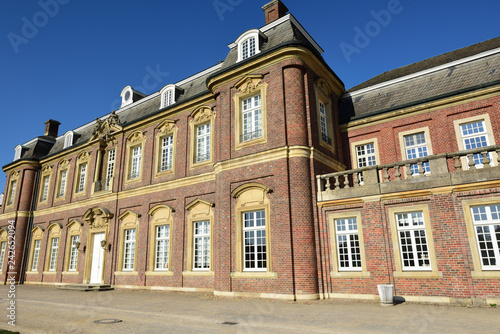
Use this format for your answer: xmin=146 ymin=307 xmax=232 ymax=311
xmin=0 ymin=285 xmax=498 ymax=333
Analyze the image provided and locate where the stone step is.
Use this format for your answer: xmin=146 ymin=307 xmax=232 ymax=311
xmin=57 ymin=284 xmax=114 ymax=291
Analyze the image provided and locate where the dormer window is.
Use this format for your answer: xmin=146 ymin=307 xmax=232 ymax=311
xmin=120 ymin=86 xmax=146 ymax=108
xmin=233 ymin=29 xmax=264 ymax=63
xmin=160 ymin=84 xmax=183 ymax=109
xmin=14 ymin=145 xmax=23 ymax=161
xmin=63 ymin=131 xmax=74 ymax=149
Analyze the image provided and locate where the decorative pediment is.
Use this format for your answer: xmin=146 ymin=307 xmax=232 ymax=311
xmin=157 ymin=120 xmax=176 ymax=136
xmin=315 ymin=78 xmax=333 ymax=99
xmin=127 ymin=131 xmax=145 ymax=145
xmin=232 ymin=182 xmax=272 ymax=207
xmin=77 ymin=151 xmax=91 ymax=163
xmin=185 ymin=199 xmax=214 ymax=219
xmin=190 ymin=106 xmax=215 ymax=124
xmin=41 ymin=164 xmax=53 ymax=176
xmin=10 ymin=171 xmax=19 ymax=180
xmin=90 ymin=111 xmax=123 ymax=142
xmin=83 ymin=207 xmax=114 ymax=230
xmin=59 ymin=159 xmax=70 ymax=169
xmin=235 ymin=75 xmax=264 ymax=95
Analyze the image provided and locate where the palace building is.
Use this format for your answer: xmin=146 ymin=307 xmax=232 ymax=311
xmin=1 ymin=1 xmax=499 ymax=305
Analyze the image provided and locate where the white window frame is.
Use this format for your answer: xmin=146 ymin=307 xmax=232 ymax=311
xmin=395 ymin=211 xmax=432 ymax=271
xmin=31 ymin=239 xmax=41 ymax=271
xmin=63 ymin=131 xmax=74 ymax=149
xmin=193 ymin=221 xmax=210 ymax=271
xmin=319 ymin=101 xmax=331 ymax=144
xmin=234 ymin=30 xmax=261 ymax=62
xmin=404 ymin=132 xmax=430 ymax=175
xmin=241 ymin=94 xmax=262 ymax=142
xmin=130 ymin=146 xmax=142 ymax=179
xmin=7 ymin=180 xmax=17 ymax=206
xmin=334 ymin=217 xmax=362 ymax=271
xmin=105 ymin=149 xmax=115 ymax=189
xmin=355 ymin=143 xmax=377 ymax=183
xmin=14 ymin=145 xmax=22 ymax=161
xmin=41 ymin=176 xmax=50 ymax=202
xmin=154 ymin=225 xmax=170 ymax=271
xmin=0 ymin=241 xmax=6 ymax=272
xmin=460 ymin=120 xmax=491 ymax=168
xmin=160 ymin=85 xmax=177 ymax=109
xmin=48 ymin=237 xmax=59 ymax=272
xmin=243 ymin=210 xmax=267 ymax=272
xmin=77 ymin=163 xmax=87 ymax=193
xmin=160 ymin=135 xmax=174 ymax=172
xmin=123 ymin=229 xmax=136 ymax=271
xmin=68 ymin=235 xmax=79 ymax=271
xmin=471 ymin=205 xmax=500 ymax=270
xmin=195 ymin=123 xmax=211 ymax=163
xmin=57 ymin=170 xmax=68 ymax=198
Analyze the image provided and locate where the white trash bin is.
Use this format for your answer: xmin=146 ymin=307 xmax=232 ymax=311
xmin=377 ymin=284 xmax=394 ymax=306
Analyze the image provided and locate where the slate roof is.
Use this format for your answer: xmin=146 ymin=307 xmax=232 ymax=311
xmin=340 ymin=37 xmax=500 ymax=123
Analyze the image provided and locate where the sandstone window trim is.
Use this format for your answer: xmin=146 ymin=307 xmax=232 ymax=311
xmin=398 ymin=127 xmax=433 ymax=176
xmin=55 ymin=159 xmax=70 ymax=200
xmin=39 ymin=165 xmax=53 ymax=204
xmin=315 ymin=79 xmax=335 ymax=152
xmin=125 ymin=131 xmax=146 ymax=183
xmin=189 ymin=106 xmax=216 ymax=169
xmin=44 ymin=223 xmax=62 ymax=274
xmin=462 ymin=198 xmax=500 ymax=279
xmin=388 ymin=204 xmax=441 ymax=279
xmin=63 ymin=220 xmax=82 ymax=274
xmin=233 ymin=75 xmax=268 ymax=150
xmin=6 ymin=171 xmax=19 ymax=207
xmin=183 ymin=199 xmax=214 ymax=276
xmin=27 ymin=226 xmax=44 ymax=273
xmin=154 ymin=120 xmax=177 ymax=177
xmin=351 ymin=138 xmax=379 ymax=185
xmin=231 ymin=183 xmax=275 ymax=279
xmin=0 ymin=230 xmax=7 ymax=273
xmin=146 ymin=205 xmax=175 ymax=276
xmin=74 ymin=151 xmax=91 ymax=196
xmin=116 ymin=211 xmax=140 ymax=273
xmin=328 ymin=211 xmax=370 ymax=278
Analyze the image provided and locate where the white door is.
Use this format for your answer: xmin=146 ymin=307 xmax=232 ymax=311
xmin=90 ymin=233 xmax=105 ymax=284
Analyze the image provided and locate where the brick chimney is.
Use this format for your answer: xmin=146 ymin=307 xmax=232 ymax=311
xmin=44 ymin=119 xmax=61 ymax=138
xmin=262 ymin=0 xmax=289 ymax=25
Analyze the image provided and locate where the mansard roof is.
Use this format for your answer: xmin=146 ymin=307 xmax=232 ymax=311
xmin=340 ymin=37 xmax=500 ymax=123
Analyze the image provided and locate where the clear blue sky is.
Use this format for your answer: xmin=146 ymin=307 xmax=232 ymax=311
xmin=1 ymin=0 xmax=499 ymax=191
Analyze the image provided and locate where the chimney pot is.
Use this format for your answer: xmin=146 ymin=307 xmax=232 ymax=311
xmin=262 ymin=0 xmax=289 ymax=25
xmin=44 ymin=119 xmax=61 ymax=137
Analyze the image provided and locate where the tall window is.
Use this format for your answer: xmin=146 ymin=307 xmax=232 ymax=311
xmin=160 ymin=136 xmax=174 ymax=172
xmin=130 ymin=146 xmax=142 ymax=179
xmin=68 ymin=235 xmax=80 ymax=271
xmin=77 ymin=163 xmax=87 ymax=193
xmin=41 ymin=176 xmax=50 ymax=202
xmin=162 ymin=89 xmax=173 ymax=108
xmin=123 ymin=229 xmax=136 ymax=271
xmin=243 ymin=210 xmax=266 ymax=271
xmin=48 ymin=237 xmax=59 ymax=271
xmin=241 ymin=95 xmax=262 ymax=142
xmin=31 ymin=239 xmax=41 ymax=271
xmin=64 ymin=132 xmax=74 ymax=149
xmin=471 ymin=205 xmax=500 ymax=270
xmin=460 ymin=120 xmax=490 ymax=167
xmin=356 ymin=143 xmax=377 ymax=183
xmin=155 ymin=225 xmax=170 ymax=270
xmin=57 ymin=170 xmax=68 ymax=198
xmin=241 ymin=37 xmax=256 ymax=60
xmin=105 ymin=149 xmax=116 ymax=188
xmin=404 ymin=132 xmax=430 ymax=175
xmin=0 ymin=241 xmax=6 ymax=272
xmin=193 ymin=221 xmax=210 ymax=270
xmin=319 ymin=101 xmax=331 ymax=144
xmin=7 ymin=180 xmax=16 ymax=206
xmin=195 ymin=123 xmax=210 ymax=163
xmin=335 ymin=218 xmax=361 ymax=271
xmin=395 ymin=211 xmax=431 ymax=271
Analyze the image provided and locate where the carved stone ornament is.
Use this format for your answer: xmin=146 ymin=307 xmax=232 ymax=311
xmin=77 ymin=151 xmax=91 ymax=163
xmin=90 ymin=111 xmax=122 ymax=142
xmin=59 ymin=159 xmax=70 ymax=169
xmin=191 ymin=107 xmax=215 ymax=124
xmin=128 ymin=131 xmax=144 ymax=145
xmin=235 ymin=75 xmax=263 ymax=95
xmin=10 ymin=171 xmax=19 ymax=180
xmin=315 ymin=79 xmax=332 ymax=98
xmin=41 ymin=164 xmax=53 ymax=176
xmin=83 ymin=207 xmax=114 ymax=230
xmin=157 ymin=120 xmax=176 ymax=136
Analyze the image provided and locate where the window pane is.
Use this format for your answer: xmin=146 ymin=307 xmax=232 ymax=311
xmin=243 ymin=210 xmax=266 ymax=270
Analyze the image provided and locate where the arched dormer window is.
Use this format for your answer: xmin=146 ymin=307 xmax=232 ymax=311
xmin=234 ymin=29 xmax=264 ymax=63
xmin=14 ymin=145 xmax=23 ymax=161
xmin=63 ymin=131 xmax=74 ymax=149
xmin=160 ymin=84 xmax=180 ymax=109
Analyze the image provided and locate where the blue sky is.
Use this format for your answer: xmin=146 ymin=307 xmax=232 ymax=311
xmin=1 ymin=0 xmax=499 ymax=191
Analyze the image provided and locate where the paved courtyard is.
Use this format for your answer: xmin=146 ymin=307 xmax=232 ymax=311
xmin=0 ymin=285 xmax=498 ymax=333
